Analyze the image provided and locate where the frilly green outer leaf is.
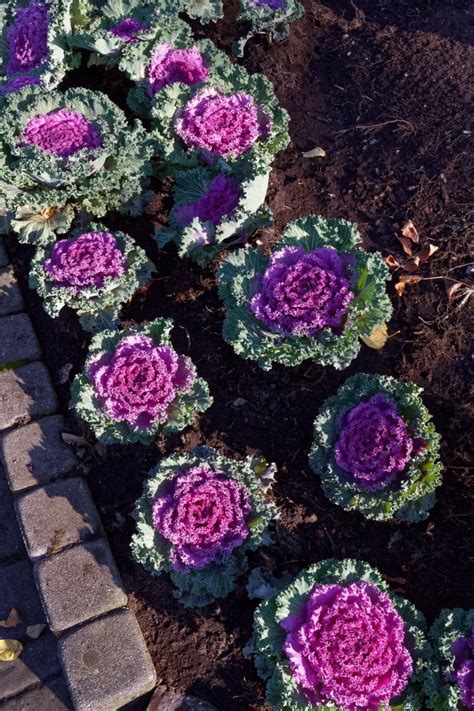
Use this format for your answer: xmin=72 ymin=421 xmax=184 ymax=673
xmin=29 ymin=222 xmax=154 ymax=331
xmin=309 ymin=372 xmax=443 ymax=522
xmin=130 ymin=446 xmax=277 ymax=606
xmin=150 ymin=60 xmax=290 ymax=175
xmin=235 ymin=0 xmax=304 ymax=56
xmin=0 ymin=85 xmax=155 ymax=244
xmin=218 ymin=215 xmax=393 ymax=371
xmin=425 ymin=608 xmax=474 ymax=711
xmin=70 ymin=318 xmax=213 ymax=444
xmin=253 ymin=558 xmax=434 ymax=711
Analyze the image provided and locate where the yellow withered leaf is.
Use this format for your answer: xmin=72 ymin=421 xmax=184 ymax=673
xmin=361 ymin=324 xmax=389 ymax=350
xmin=0 ymin=639 xmax=23 ymax=662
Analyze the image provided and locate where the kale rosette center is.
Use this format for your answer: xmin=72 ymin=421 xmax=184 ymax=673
xmin=109 ymin=18 xmax=149 ymax=43
xmin=23 ymin=109 xmax=102 ymax=157
xmin=450 ymin=627 xmax=474 ymax=708
xmin=147 ymin=43 xmax=210 ymax=96
xmin=6 ymin=0 xmax=50 ymax=75
xmin=174 ymin=174 xmax=243 ymax=229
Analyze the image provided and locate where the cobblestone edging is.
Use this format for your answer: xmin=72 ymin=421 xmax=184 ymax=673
xmin=0 ymin=238 xmax=156 ymax=710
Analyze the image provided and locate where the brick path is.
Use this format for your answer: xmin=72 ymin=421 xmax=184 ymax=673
xmin=0 ymin=237 xmax=156 ymax=710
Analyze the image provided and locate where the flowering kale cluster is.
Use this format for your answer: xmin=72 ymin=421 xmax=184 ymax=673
xmin=219 ymin=215 xmax=392 ymax=370
xmin=250 ymin=246 xmax=354 ymax=337
xmin=109 ymin=17 xmax=149 ymax=42
xmin=23 ymin=108 xmax=102 ymax=157
xmin=252 ymin=0 xmax=286 ymax=9
xmin=310 ymin=373 xmax=443 ymax=521
xmin=253 ymin=559 xmax=433 ymax=711
xmin=0 ymin=74 xmax=42 ymax=96
xmin=6 ymin=1 xmax=51 ymax=75
xmin=174 ymin=174 xmax=243 ymax=228
xmin=71 ymin=319 xmax=212 ymax=444
xmin=147 ymin=43 xmax=209 ymax=96
xmin=426 ymin=609 xmax=474 ymax=710
xmin=236 ymin=0 xmax=304 ymax=55
xmin=131 ymin=447 xmax=276 ymax=606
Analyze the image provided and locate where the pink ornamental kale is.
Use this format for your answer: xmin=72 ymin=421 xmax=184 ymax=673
xmin=334 ymin=394 xmax=422 ymax=490
xmin=252 ymin=0 xmax=286 ymax=9
xmin=174 ymin=174 xmax=243 ymax=228
xmin=109 ymin=18 xmax=149 ymax=42
xmin=0 ymin=74 xmax=41 ymax=96
xmin=147 ymin=43 xmax=209 ymax=97
xmin=152 ymin=465 xmax=252 ymax=572
xmin=250 ymin=246 xmax=354 ymax=337
xmin=43 ymin=232 xmax=126 ymax=292
xmin=23 ymin=109 xmax=102 ymax=157
xmin=175 ymin=87 xmax=271 ymax=158
xmin=450 ymin=627 xmax=474 ymax=709
xmin=282 ymin=581 xmax=413 ymax=710
xmin=88 ymin=335 xmax=196 ymax=429
xmin=6 ymin=1 xmax=50 ymax=75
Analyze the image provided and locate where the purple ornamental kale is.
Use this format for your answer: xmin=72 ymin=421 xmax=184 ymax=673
xmin=88 ymin=335 xmax=196 ymax=429
xmin=252 ymin=0 xmax=286 ymax=9
xmin=0 ymin=74 xmax=41 ymax=96
xmin=450 ymin=627 xmax=474 ymax=709
xmin=174 ymin=174 xmax=243 ymax=229
xmin=109 ymin=17 xmax=149 ymax=42
xmin=43 ymin=232 xmax=126 ymax=292
xmin=281 ymin=581 xmax=413 ymax=710
xmin=147 ymin=43 xmax=209 ymax=97
xmin=6 ymin=1 xmax=51 ymax=75
xmin=152 ymin=465 xmax=252 ymax=572
xmin=250 ymin=246 xmax=354 ymax=337
xmin=23 ymin=109 xmax=102 ymax=157
xmin=334 ymin=393 xmax=425 ymax=490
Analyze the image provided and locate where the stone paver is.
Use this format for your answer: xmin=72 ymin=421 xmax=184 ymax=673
xmin=0 ymin=313 xmax=41 ymax=367
xmin=0 ymin=416 xmax=75 ymax=492
xmin=0 ymin=674 xmax=73 ymax=710
xmin=0 ymin=463 xmax=24 ymax=562
xmin=0 ymin=268 xmax=23 ymax=317
xmin=34 ymin=538 xmax=127 ymax=633
xmin=0 ymin=560 xmax=45 ymax=640
xmin=0 ymin=362 xmax=57 ymax=431
xmin=16 ymin=477 xmax=102 ymax=560
xmin=0 ymin=238 xmax=7 ymax=267
xmin=0 ymin=632 xmax=62 ymax=703
xmin=59 ymin=608 xmax=156 ymax=711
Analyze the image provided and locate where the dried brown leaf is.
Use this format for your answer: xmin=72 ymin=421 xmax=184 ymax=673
xmin=445 ymin=281 xmax=463 ymax=299
xmin=0 ymin=608 xmax=21 ymax=629
xmin=361 ymin=323 xmax=389 ymax=350
xmin=395 ymin=235 xmax=413 ymax=256
xmin=402 ymin=219 xmax=419 ymax=244
xmin=385 ymin=255 xmax=401 ymax=268
xmin=417 ymin=243 xmax=439 ymax=263
xmin=395 ymin=274 xmax=423 ymax=296
xmin=302 ymin=146 xmax=326 ymax=158
xmin=403 ymin=257 xmax=421 ymax=273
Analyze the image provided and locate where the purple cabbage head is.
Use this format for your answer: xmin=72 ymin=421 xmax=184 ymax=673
xmin=109 ymin=17 xmax=149 ymax=42
xmin=174 ymin=173 xmax=243 ymax=229
xmin=282 ymin=581 xmax=413 ymax=710
xmin=152 ymin=465 xmax=252 ymax=572
xmin=175 ymin=87 xmax=272 ymax=158
xmin=6 ymin=1 xmax=50 ymax=75
xmin=22 ymin=109 xmax=102 ymax=157
xmin=88 ymin=335 xmax=196 ymax=429
xmin=147 ymin=43 xmax=209 ymax=97
xmin=43 ymin=231 xmax=126 ymax=292
xmin=334 ymin=393 xmax=422 ymax=490
xmin=250 ymin=246 xmax=354 ymax=337
xmin=449 ymin=627 xmax=474 ymax=709
xmin=0 ymin=74 xmax=41 ymax=96
xmin=252 ymin=0 xmax=286 ymax=9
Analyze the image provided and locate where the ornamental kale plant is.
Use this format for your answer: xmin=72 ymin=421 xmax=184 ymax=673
xmin=236 ymin=0 xmax=304 ymax=56
xmin=0 ymin=0 xmax=72 ymax=93
xmin=156 ymin=163 xmax=271 ymax=265
xmin=0 ymin=86 xmax=154 ymax=244
xmin=150 ymin=60 xmax=289 ymax=175
xmin=252 ymin=558 xmax=433 ymax=711
xmin=131 ymin=446 xmax=276 ymax=606
xmin=309 ymin=372 xmax=443 ymax=522
xmin=71 ymin=319 xmax=212 ymax=444
xmin=218 ymin=215 xmax=393 ymax=370
xmin=29 ymin=223 xmax=153 ymax=331
xmin=426 ymin=608 xmax=474 ymax=710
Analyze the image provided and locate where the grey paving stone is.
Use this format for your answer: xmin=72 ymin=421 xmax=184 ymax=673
xmin=0 ymin=238 xmax=7 ymax=267
xmin=34 ymin=538 xmax=127 ymax=633
xmin=16 ymin=477 xmax=102 ymax=560
xmin=0 ymin=462 xmax=24 ymax=562
xmin=1 ymin=416 xmax=75 ymax=492
xmin=0 ymin=362 xmax=57 ymax=431
xmin=0 ymin=560 xmax=45 ymax=640
xmin=0 ymin=673 xmax=73 ymax=710
xmin=0 ymin=632 xmax=62 ymax=703
xmin=59 ymin=608 xmax=156 ymax=711
xmin=0 ymin=313 xmax=41 ymax=367
xmin=0 ymin=268 xmax=23 ymax=316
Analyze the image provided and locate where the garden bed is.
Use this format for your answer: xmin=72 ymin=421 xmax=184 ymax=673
xmin=5 ymin=0 xmax=473 ymax=708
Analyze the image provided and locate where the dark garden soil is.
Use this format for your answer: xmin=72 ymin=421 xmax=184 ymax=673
xmin=6 ymin=1 xmax=474 ymax=709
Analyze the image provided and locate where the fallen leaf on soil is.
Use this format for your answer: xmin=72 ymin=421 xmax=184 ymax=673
xmin=403 ymin=257 xmax=421 ymax=272
xmin=0 ymin=639 xmax=23 ymax=661
xmin=445 ymin=281 xmax=463 ymax=299
xmin=395 ymin=275 xmax=423 ymax=296
xmin=301 ymin=146 xmax=326 ymax=158
xmin=0 ymin=608 xmax=21 ymax=629
xmin=417 ymin=243 xmax=439 ymax=262
xmin=395 ymin=235 xmax=413 ymax=256
xmin=385 ymin=255 xmax=401 ymax=268
xmin=61 ymin=432 xmax=88 ymax=447
xmin=361 ymin=323 xmax=389 ymax=349
xmin=25 ymin=623 xmax=46 ymax=640
xmin=402 ymin=219 xmax=419 ymax=243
